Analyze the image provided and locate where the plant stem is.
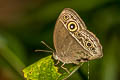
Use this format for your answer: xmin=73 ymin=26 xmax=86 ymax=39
xmin=0 ymin=46 xmax=25 ymax=77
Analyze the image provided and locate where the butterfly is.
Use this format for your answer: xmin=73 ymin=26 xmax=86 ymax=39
xmin=36 ymin=8 xmax=103 ymax=73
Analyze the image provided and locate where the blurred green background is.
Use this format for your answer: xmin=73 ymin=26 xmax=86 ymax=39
xmin=0 ymin=0 xmax=120 ymax=80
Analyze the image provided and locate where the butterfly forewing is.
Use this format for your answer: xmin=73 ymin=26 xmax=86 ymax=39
xmin=53 ymin=8 xmax=103 ymax=64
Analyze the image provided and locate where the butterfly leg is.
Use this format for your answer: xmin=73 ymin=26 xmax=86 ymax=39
xmin=55 ymin=60 xmax=60 ymax=65
xmin=61 ymin=63 xmax=70 ymax=73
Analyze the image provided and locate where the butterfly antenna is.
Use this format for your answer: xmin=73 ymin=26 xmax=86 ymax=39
xmin=35 ymin=50 xmax=53 ymax=53
xmin=41 ymin=41 xmax=54 ymax=52
xmin=35 ymin=41 xmax=54 ymax=53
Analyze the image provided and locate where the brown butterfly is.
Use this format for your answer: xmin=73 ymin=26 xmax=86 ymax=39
xmin=36 ymin=8 xmax=103 ymax=73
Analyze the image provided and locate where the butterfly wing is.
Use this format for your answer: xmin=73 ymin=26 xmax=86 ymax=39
xmin=53 ymin=19 xmax=89 ymax=64
xmin=53 ymin=8 xmax=90 ymax=64
xmin=53 ymin=8 xmax=103 ymax=64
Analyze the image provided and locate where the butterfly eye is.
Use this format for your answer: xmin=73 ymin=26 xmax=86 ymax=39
xmin=63 ymin=15 xmax=69 ymax=21
xmin=67 ymin=21 xmax=78 ymax=32
xmin=87 ymin=42 xmax=91 ymax=47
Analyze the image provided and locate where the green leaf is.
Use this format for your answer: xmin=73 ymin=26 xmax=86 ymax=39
xmin=23 ymin=55 xmax=84 ymax=80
